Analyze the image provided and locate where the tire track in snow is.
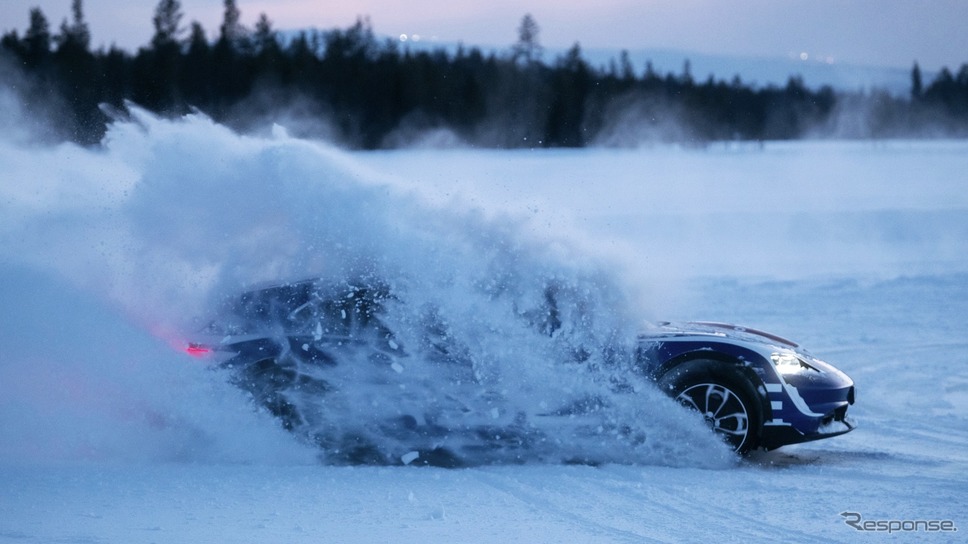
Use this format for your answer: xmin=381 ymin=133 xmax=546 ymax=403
xmin=474 ymin=468 xmax=666 ymax=543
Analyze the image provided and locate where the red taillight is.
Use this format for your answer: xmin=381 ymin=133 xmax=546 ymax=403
xmin=185 ymin=343 xmax=212 ymax=357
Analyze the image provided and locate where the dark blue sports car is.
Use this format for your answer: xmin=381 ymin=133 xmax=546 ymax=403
xmin=186 ymin=279 xmax=855 ymax=462
xmin=637 ymin=321 xmax=855 ymax=453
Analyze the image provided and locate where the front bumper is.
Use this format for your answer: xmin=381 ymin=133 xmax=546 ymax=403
xmin=760 ymin=379 xmax=856 ymax=450
xmin=761 ymin=412 xmax=856 ymax=450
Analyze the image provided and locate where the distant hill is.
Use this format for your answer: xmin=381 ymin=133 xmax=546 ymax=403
xmin=389 ymin=35 xmax=918 ymax=94
xmin=579 ymin=47 xmax=917 ymax=94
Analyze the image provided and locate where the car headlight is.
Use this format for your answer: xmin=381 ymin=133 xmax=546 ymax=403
xmin=771 ymin=352 xmax=818 ymax=374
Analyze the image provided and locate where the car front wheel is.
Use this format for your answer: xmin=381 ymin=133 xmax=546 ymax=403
xmin=657 ymin=359 xmax=762 ymax=454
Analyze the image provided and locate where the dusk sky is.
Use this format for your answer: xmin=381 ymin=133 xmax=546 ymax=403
xmin=2 ymin=0 xmax=966 ymax=72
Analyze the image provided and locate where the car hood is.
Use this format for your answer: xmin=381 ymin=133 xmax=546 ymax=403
xmin=642 ymin=321 xmax=800 ymax=349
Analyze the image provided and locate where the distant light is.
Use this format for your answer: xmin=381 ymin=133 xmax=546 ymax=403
xmin=412 ymin=34 xmax=421 ymax=42
xmin=799 ymin=52 xmax=809 ymax=61
xmin=399 ymin=34 xmax=408 ymax=42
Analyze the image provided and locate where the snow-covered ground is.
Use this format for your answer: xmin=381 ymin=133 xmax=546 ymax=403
xmin=1 ymin=109 xmax=966 ymax=542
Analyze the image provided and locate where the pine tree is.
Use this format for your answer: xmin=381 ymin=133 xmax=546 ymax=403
xmin=512 ymin=14 xmax=541 ymax=65
xmin=253 ymin=13 xmax=279 ymax=55
xmin=151 ymin=0 xmax=184 ymax=50
xmin=23 ymin=8 xmax=52 ymax=66
xmin=57 ymin=0 xmax=90 ymax=52
xmin=911 ymin=62 xmax=923 ymax=100
xmin=182 ymin=21 xmax=213 ymax=106
xmin=219 ymin=0 xmax=246 ymax=48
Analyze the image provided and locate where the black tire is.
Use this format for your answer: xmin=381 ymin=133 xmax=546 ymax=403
xmin=657 ymin=359 xmax=762 ymax=454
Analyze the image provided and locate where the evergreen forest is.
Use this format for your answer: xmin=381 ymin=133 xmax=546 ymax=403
xmin=2 ymin=0 xmax=967 ymax=148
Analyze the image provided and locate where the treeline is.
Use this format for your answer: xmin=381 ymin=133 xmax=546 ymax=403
xmin=2 ymin=0 xmax=968 ymax=147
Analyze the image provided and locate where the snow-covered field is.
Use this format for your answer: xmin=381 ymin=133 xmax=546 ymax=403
xmin=1 ymin=109 xmax=966 ymax=542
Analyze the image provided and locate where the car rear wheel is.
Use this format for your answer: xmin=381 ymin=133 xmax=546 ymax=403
xmin=657 ymin=359 xmax=762 ymax=454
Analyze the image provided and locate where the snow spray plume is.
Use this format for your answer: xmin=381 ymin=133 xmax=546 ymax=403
xmin=0 ymin=104 xmax=731 ymax=467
